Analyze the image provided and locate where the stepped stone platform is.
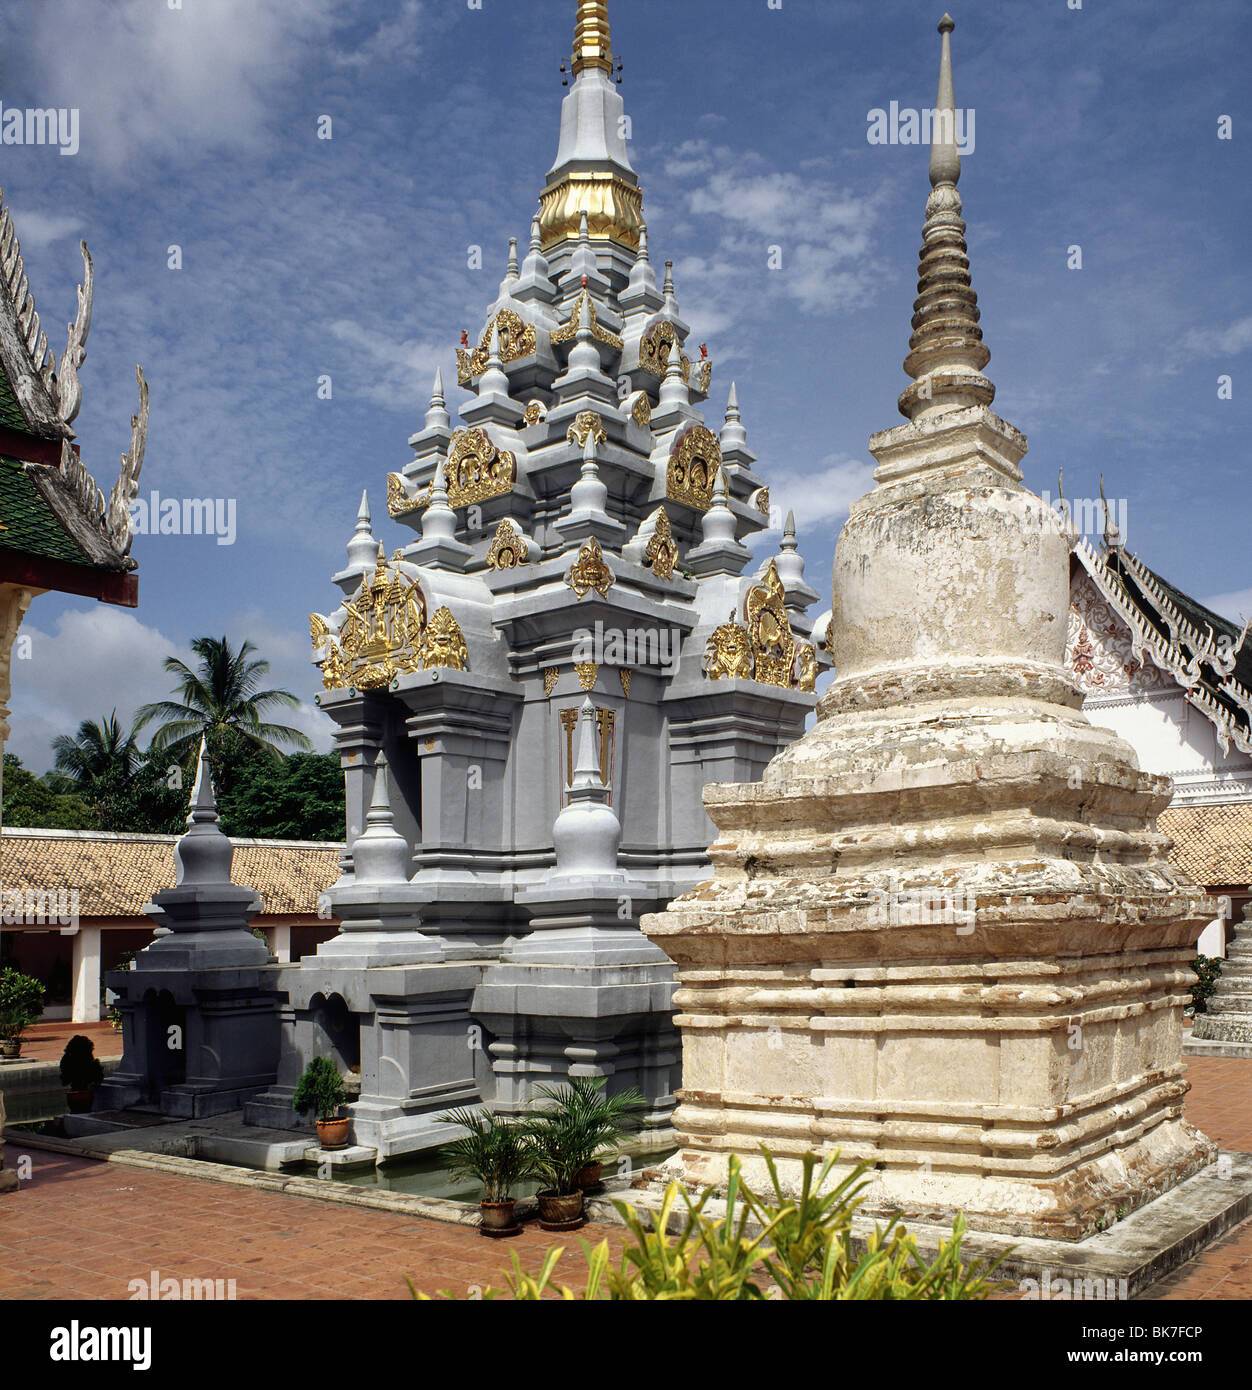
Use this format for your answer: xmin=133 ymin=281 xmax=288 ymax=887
xmin=1188 ymin=908 xmax=1252 ymax=1057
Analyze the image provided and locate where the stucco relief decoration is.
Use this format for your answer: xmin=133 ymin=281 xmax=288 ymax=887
xmin=457 ymin=307 xmax=536 ymax=385
xmin=704 ymin=560 xmax=808 ymax=691
xmin=447 ymin=428 xmax=517 ymax=508
xmin=522 ymin=399 xmax=548 ymax=427
xmin=565 ymin=536 xmax=614 ymax=599
xmin=565 ymin=410 xmax=607 ymax=449
xmin=643 ymin=507 xmax=679 ymax=579
xmin=638 ymin=319 xmax=691 ymax=382
xmin=387 ymin=472 xmax=428 ymax=518
xmin=486 ymin=518 xmax=529 ymax=570
xmin=550 ymin=291 xmax=622 ymax=349
xmin=629 ymin=390 xmax=652 ymax=428
xmin=666 ymin=425 xmax=721 ymax=512
xmin=1067 ymin=571 xmax=1164 ymax=695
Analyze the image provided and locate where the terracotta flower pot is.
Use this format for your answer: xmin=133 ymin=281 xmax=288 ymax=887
xmin=65 ymin=1089 xmax=94 ymax=1114
xmin=537 ymin=1189 xmax=584 ymax=1232
xmin=479 ymin=1200 xmax=520 ymax=1237
xmin=316 ymin=1117 xmax=351 ymax=1150
xmin=0 ymin=1039 xmax=21 ymax=1060
xmin=576 ymin=1162 xmax=603 ymax=1191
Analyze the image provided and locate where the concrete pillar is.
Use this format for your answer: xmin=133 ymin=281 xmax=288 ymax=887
xmin=270 ymin=923 xmax=292 ymax=962
xmin=71 ymin=925 xmax=102 ymax=1023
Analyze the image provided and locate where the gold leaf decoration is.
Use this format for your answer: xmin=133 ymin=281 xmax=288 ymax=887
xmin=311 ymin=547 xmax=429 ymax=692
xmin=704 ymin=561 xmax=812 ymax=692
xmin=575 ymin=661 xmax=599 ymax=691
xmin=666 ymin=425 xmax=722 ymax=512
xmin=619 ymin=668 xmax=632 ymax=699
xmin=457 ymin=307 xmax=536 ymax=386
xmin=447 ymin=428 xmax=517 ymax=508
xmin=704 ymin=622 xmax=753 ymax=682
xmin=638 ymin=320 xmax=691 ymax=382
xmin=550 ymin=290 xmax=623 ymax=349
xmin=523 ymin=399 xmax=548 ymax=427
xmin=565 ymin=410 xmax=607 ymax=448
xmin=544 ymin=666 xmax=559 ymax=696
xmin=565 ymin=536 xmax=614 ymax=599
xmin=421 ymin=606 xmax=469 ymax=672
xmin=751 ymin=486 xmax=770 ymax=518
xmin=643 ymin=508 xmax=679 ymax=579
xmin=629 ymin=391 xmax=652 ymax=428
xmin=486 ymin=518 xmax=529 ymax=570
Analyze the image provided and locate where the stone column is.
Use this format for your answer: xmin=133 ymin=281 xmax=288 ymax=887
xmin=642 ymin=16 xmax=1214 ymax=1241
xmin=71 ymin=924 xmax=102 ymax=1023
xmin=1193 ymin=903 xmax=1252 ymax=1049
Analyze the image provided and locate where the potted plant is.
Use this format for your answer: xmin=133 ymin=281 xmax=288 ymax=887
xmin=292 ymin=1056 xmax=351 ymax=1149
xmin=0 ymin=967 xmax=45 ymax=1059
xmin=554 ymin=1076 xmax=645 ymax=1191
xmin=439 ymin=1107 xmax=535 ymax=1237
xmin=59 ymin=1035 xmax=104 ymax=1112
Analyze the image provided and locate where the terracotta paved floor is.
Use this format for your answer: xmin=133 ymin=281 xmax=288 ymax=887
xmin=3 ymin=1019 xmax=121 ymax=1064
xmin=0 ymin=1148 xmax=620 ymax=1300
xmin=0 ymin=1055 xmax=1246 ymax=1302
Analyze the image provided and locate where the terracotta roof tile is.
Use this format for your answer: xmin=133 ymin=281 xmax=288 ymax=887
xmin=0 ymin=829 xmax=342 ymax=918
xmin=1159 ymin=804 xmax=1252 ymax=888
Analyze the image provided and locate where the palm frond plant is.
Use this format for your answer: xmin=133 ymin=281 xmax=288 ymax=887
xmin=530 ymin=1075 xmax=645 ymax=1185
xmin=135 ymin=636 xmax=311 ymax=788
xmin=439 ymin=1108 xmax=536 ymax=1235
xmin=51 ymin=711 xmax=142 ymax=794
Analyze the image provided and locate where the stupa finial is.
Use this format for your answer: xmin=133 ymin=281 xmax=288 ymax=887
xmin=898 ymin=15 xmax=994 ymax=423
xmin=507 ymin=237 xmax=520 ymax=279
xmin=188 ymin=735 xmax=218 ymax=825
xmin=930 ymin=15 xmax=960 ymax=189
xmin=529 ymin=216 xmax=542 ymax=254
xmin=725 ymin=382 xmax=740 ymax=422
xmin=572 ymin=0 xmax=613 ymax=77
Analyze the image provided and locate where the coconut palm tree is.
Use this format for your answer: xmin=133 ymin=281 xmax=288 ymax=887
xmin=51 ymin=712 xmax=143 ymax=794
xmin=135 ymin=635 xmax=311 ymax=766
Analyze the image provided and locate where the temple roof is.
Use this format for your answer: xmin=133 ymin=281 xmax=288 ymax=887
xmin=1074 ymin=537 xmax=1252 ymax=756
xmin=0 ymin=827 xmax=342 ymax=919
xmin=1158 ymin=802 xmax=1252 ymax=888
xmin=0 ymin=188 xmax=146 ymax=606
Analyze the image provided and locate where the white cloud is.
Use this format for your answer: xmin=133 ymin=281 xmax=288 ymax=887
xmin=759 ymin=454 xmax=877 ymax=536
xmin=326 ymin=320 xmax=452 ymax=411
xmin=7 ymin=605 xmax=176 ymax=773
xmin=7 ymin=210 xmax=81 ymax=250
xmin=1181 ymin=315 xmax=1252 ymax=359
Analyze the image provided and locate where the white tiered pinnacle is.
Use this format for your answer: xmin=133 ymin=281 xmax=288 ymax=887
xmin=336 ymin=490 xmax=378 ymax=595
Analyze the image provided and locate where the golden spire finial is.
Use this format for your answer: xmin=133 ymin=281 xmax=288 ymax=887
xmin=572 ymin=0 xmax=612 ymax=75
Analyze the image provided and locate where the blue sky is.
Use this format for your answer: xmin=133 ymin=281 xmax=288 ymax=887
xmin=1 ymin=0 xmax=1248 ymax=770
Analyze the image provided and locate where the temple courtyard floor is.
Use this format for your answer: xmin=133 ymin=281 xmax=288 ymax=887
xmin=0 ymin=1050 xmax=1248 ymax=1301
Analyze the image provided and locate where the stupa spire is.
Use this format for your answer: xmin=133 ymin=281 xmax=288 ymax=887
xmin=898 ymin=14 xmax=994 ymax=424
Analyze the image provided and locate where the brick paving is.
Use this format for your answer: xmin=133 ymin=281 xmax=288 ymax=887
xmin=0 ymin=1054 xmax=1246 ymax=1302
xmin=4 ymin=1019 xmax=121 ymax=1065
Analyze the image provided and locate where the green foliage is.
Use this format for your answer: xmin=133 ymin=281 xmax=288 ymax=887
xmin=417 ymin=1149 xmax=1008 ymax=1302
xmin=90 ymin=746 xmax=192 ymax=834
xmin=291 ymin=1056 xmax=348 ymax=1122
xmin=0 ymin=966 xmax=45 ymax=1039
xmin=219 ymin=752 xmax=345 ymax=842
xmin=135 ymin=635 xmax=312 ymax=770
xmin=2 ymin=753 xmax=95 ymax=829
xmin=59 ymin=1035 xmax=104 ymax=1090
xmin=52 ymin=711 xmax=141 ymax=791
xmin=1189 ymin=955 xmax=1223 ymax=1015
xmin=522 ymin=1077 xmax=645 ymax=1195
xmin=438 ymin=1108 xmax=537 ymax=1204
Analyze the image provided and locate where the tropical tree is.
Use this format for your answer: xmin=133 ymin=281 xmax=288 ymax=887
xmin=51 ymin=711 xmax=142 ymax=795
xmin=135 ymin=636 xmax=312 ymax=780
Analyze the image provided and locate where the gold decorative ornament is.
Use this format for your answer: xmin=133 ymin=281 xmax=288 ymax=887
xmin=643 ymin=508 xmax=679 ymax=579
xmin=421 ymin=606 xmax=469 ymax=672
xmin=523 ymin=399 xmax=547 ymax=427
xmin=486 ymin=518 xmax=529 ymax=570
xmin=666 ymin=425 xmax=722 ymax=512
xmin=638 ymin=320 xmax=691 ymax=382
xmin=794 ymin=643 xmax=818 ymax=693
xmin=565 ymin=536 xmax=614 ymax=599
xmin=704 ymin=622 xmax=753 ymax=682
xmin=595 ymin=707 xmax=616 ymax=787
xmin=566 ymin=410 xmax=607 ymax=449
xmin=544 ymin=666 xmax=559 ymax=696
xmin=698 ymin=359 xmax=713 ymax=395
xmin=550 ymin=291 xmax=623 ymax=350
xmin=312 ymin=547 xmax=430 ymax=691
xmin=752 ymin=487 xmax=770 ymax=518
xmin=575 ymin=661 xmax=599 ymax=692
xmin=746 ymin=559 xmax=796 ymax=688
xmin=629 ymin=391 xmax=652 ymax=428
xmin=457 ymin=307 xmax=537 ymax=386
xmin=538 ymin=173 xmax=643 ymax=252
xmin=619 ymin=669 xmax=632 ymax=699
xmin=446 ymin=428 xmax=517 ymax=508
